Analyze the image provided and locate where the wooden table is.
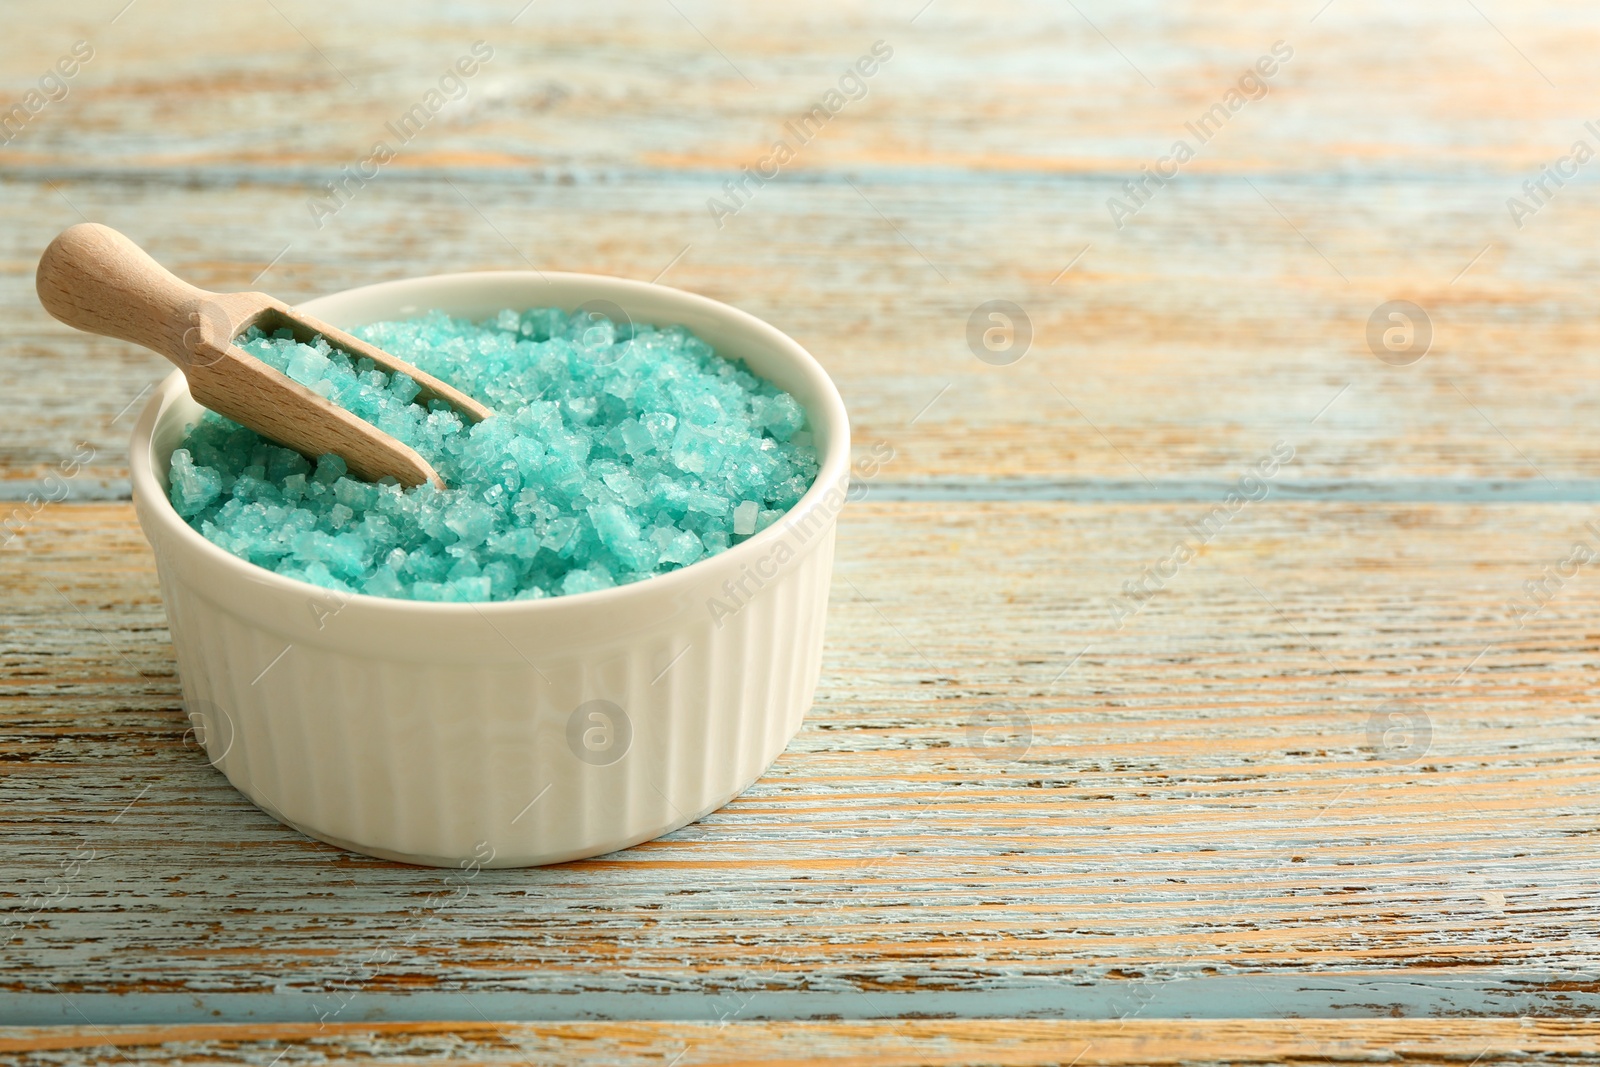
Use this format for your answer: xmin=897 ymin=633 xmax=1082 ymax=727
xmin=3 ymin=0 xmax=1599 ymax=1062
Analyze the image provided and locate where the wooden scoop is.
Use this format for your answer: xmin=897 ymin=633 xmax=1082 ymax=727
xmin=36 ymin=223 xmax=490 ymax=489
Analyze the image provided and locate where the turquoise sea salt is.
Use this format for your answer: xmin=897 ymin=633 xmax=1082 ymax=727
xmin=168 ymin=309 xmax=820 ymax=602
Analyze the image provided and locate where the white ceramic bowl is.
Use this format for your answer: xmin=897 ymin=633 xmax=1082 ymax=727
xmin=130 ymin=272 xmax=849 ymax=868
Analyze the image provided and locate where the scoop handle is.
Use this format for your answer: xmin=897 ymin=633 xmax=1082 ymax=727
xmin=36 ymin=223 xmax=217 ymax=366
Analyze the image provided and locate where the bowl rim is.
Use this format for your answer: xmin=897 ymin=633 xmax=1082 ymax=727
xmin=129 ymin=269 xmax=852 ymax=616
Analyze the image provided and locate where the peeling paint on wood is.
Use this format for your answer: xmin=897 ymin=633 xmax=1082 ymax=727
xmin=4 ymin=0 xmax=1599 ymax=1057
xmin=2 ymin=1019 xmax=1599 ymax=1065
xmin=3 ymin=503 xmax=1598 ymax=1031
xmin=6 ymin=173 xmax=1600 ymax=488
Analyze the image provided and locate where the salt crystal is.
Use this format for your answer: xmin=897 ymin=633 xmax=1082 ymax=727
xmin=285 ymin=346 xmax=330 ymax=385
xmin=172 ymin=308 xmax=821 ymax=601
xmin=732 ymin=500 xmax=759 ymax=535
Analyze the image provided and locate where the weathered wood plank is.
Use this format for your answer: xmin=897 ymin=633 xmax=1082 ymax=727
xmin=5 ymin=173 xmax=1600 ymax=488
xmin=2 ymin=0 xmax=1595 ymax=172
xmin=6 ymin=0 xmax=1600 ymax=1047
xmin=3 ymin=1019 xmax=1600 ymax=1066
xmin=6 ymin=4 xmax=1600 ymax=488
xmin=3 ymin=502 xmax=1597 ymax=1023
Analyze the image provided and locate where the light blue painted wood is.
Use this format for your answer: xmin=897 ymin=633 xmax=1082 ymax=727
xmin=1 ymin=976 xmax=1595 ymax=1027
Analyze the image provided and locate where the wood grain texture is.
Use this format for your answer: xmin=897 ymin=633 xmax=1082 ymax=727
xmin=3 ymin=1019 xmax=1600 ymax=1065
xmin=2 ymin=0 xmax=1597 ymax=172
xmin=6 ymin=0 xmax=1600 ymax=1056
xmin=7 ymin=173 xmax=1600 ymax=490
xmin=5 ymin=2 xmax=1600 ymax=487
xmin=3 ymin=502 xmax=1598 ymax=1026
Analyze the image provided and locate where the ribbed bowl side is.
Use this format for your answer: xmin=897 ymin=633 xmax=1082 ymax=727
xmin=146 ymin=507 xmax=838 ymax=868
